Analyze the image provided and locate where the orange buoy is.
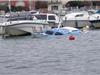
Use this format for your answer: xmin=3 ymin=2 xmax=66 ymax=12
xmin=69 ymin=35 xmax=75 ymax=40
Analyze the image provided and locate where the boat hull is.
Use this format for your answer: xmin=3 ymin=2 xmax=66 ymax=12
xmin=5 ymin=27 xmax=28 ymax=36
xmin=62 ymin=20 xmax=90 ymax=28
xmin=0 ymin=20 xmax=50 ymax=36
xmin=89 ymin=20 xmax=100 ymax=28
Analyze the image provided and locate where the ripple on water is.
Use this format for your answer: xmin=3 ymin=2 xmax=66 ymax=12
xmin=0 ymin=30 xmax=100 ymax=75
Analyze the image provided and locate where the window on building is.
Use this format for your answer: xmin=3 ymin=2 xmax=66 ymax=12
xmin=51 ymin=6 xmax=58 ymax=10
xmin=35 ymin=15 xmax=47 ymax=20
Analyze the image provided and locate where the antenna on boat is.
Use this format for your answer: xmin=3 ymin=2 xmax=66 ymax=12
xmin=57 ymin=9 xmax=63 ymax=29
xmin=58 ymin=19 xmax=62 ymax=28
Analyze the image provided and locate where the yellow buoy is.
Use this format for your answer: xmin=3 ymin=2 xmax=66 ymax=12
xmin=82 ymin=25 xmax=89 ymax=32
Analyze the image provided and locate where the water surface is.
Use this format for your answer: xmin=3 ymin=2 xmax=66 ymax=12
xmin=0 ymin=30 xmax=100 ymax=75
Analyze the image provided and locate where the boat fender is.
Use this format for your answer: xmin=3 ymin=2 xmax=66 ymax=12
xmin=69 ymin=35 xmax=75 ymax=40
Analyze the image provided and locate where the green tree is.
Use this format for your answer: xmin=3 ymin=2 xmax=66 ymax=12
xmin=35 ymin=1 xmax=48 ymax=9
xmin=15 ymin=6 xmax=25 ymax=11
xmin=0 ymin=5 xmax=9 ymax=12
xmin=66 ymin=1 xmax=87 ymax=7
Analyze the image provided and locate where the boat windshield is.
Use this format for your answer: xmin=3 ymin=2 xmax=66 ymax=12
xmin=34 ymin=15 xmax=47 ymax=20
xmin=45 ymin=30 xmax=54 ymax=35
xmin=7 ymin=16 xmax=33 ymax=21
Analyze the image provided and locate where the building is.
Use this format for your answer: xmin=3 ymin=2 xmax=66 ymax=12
xmin=11 ymin=0 xmax=35 ymax=10
xmin=48 ymin=0 xmax=100 ymax=12
xmin=0 ymin=0 xmax=100 ymax=12
xmin=48 ymin=0 xmax=62 ymax=12
xmin=48 ymin=0 xmax=70 ymax=11
xmin=0 ymin=0 xmax=35 ymax=11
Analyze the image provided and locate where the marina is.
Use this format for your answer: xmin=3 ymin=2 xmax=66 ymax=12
xmin=0 ymin=0 xmax=100 ymax=75
xmin=0 ymin=10 xmax=100 ymax=37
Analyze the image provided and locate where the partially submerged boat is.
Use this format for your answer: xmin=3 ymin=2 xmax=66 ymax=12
xmin=42 ymin=27 xmax=81 ymax=36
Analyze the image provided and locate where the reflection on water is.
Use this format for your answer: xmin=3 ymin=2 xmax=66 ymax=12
xmin=0 ymin=30 xmax=100 ymax=75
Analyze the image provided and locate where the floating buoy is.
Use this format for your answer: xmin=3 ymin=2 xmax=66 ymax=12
xmin=69 ymin=35 xmax=75 ymax=40
xmin=82 ymin=25 xmax=89 ymax=32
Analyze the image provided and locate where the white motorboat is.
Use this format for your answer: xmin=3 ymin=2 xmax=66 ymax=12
xmin=0 ymin=0 xmax=50 ymax=36
xmin=0 ymin=20 xmax=49 ymax=36
xmin=89 ymin=13 xmax=100 ymax=28
xmin=62 ymin=11 xmax=89 ymax=21
xmin=62 ymin=11 xmax=90 ymax=28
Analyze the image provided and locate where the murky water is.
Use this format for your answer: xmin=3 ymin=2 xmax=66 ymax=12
xmin=0 ymin=30 xmax=100 ymax=75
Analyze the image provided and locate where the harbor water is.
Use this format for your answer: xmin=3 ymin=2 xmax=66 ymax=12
xmin=0 ymin=30 xmax=100 ymax=75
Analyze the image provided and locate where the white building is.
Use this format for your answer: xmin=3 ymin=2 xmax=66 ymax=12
xmin=48 ymin=0 xmax=72 ymax=12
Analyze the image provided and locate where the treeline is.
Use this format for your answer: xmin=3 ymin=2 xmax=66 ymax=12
xmin=0 ymin=5 xmax=26 ymax=12
xmin=66 ymin=1 xmax=91 ymax=8
xmin=66 ymin=1 xmax=100 ymax=8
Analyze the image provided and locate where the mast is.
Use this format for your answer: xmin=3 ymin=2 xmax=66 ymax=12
xmin=8 ymin=0 xmax=11 ymax=13
xmin=29 ymin=0 xmax=31 ymax=10
xmin=8 ymin=0 xmax=12 ymax=23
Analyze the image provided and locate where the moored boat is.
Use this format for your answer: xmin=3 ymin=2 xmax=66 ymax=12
xmin=89 ymin=13 xmax=100 ymax=28
xmin=62 ymin=11 xmax=90 ymax=28
xmin=0 ymin=20 xmax=49 ymax=36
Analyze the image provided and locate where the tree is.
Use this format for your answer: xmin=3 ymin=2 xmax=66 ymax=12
xmin=15 ymin=6 xmax=25 ymax=11
xmin=65 ymin=1 xmax=90 ymax=8
xmin=35 ymin=1 xmax=48 ymax=9
xmin=0 ymin=5 xmax=9 ymax=12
